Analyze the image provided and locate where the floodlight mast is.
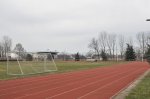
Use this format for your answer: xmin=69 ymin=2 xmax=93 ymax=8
xmin=146 ymin=19 xmax=150 ymax=21
xmin=145 ymin=19 xmax=150 ymax=62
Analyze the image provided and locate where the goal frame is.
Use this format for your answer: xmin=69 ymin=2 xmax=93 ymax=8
xmin=6 ymin=52 xmax=57 ymax=75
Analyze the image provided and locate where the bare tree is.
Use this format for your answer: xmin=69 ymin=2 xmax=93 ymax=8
xmin=14 ymin=43 xmax=25 ymax=53
xmin=0 ymin=42 xmax=4 ymax=58
xmin=2 ymin=36 xmax=12 ymax=57
xmin=118 ymin=35 xmax=125 ymax=59
xmin=14 ymin=43 xmax=26 ymax=59
xmin=135 ymin=47 xmax=141 ymax=60
xmin=98 ymin=31 xmax=108 ymax=53
xmin=136 ymin=32 xmax=147 ymax=61
xmin=86 ymin=50 xmax=94 ymax=58
xmin=57 ymin=52 xmax=71 ymax=61
xmin=107 ymin=35 xmax=112 ymax=58
xmin=106 ymin=33 xmax=116 ymax=59
xmin=88 ymin=38 xmax=100 ymax=60
xmin=128 ymin=37 xmax=133 ymax=46
xmin=145 ymin=32 xmax=150 ymax=48
xmin=111 ymin=34 xmax=116 ymax=59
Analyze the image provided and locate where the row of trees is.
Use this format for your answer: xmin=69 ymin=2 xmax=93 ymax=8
xmin=88 ymin=31 xmax=150 ymax=61
xmin=0 ymin=36 xmax=85 ymax=61
xmin=1 ymin=32 xmax=150 ymax=62
xmin=0 ymin=36 xmax=12 ymax=58
xmin=0 ymin=36 xmax=25 ymax=58
xmin=57 ymin=52 xmax=86 ymax=61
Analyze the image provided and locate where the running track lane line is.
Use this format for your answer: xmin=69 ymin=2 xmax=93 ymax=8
xmin=15 ymin=65 xmax=142 ymax=99
xmin=0 ymin=69 xmax=106 ymax=92
xmin=0 ymin=67 xmax=122 ymax=97
xmin=12 ymin=67 xmax=130 ymax=98
xmin=0 ymin=63 xmax=115 ymax=84
xmin=0 ymin=62 xmax=132 ymax=85
xmin=0 ymin=64 xmax=126 ymax=95
xmin=0 ymin=66 xmax=108 ymax=88
xmin=46 ymin=67 xmax=146 ymax=99
xmin=0 ymin=62 xmax=132 ymax=96
xmin=0 ymin=63 xmax=124 ymax=89
xmin=0 ymin=61 xmax=147 ymax=98
xmin=109 ymin=68 xmax=150 ymax=99
xmin=76 ymin=68 xmax=146 ymax=99
xmin=0 ymin=62 xmax=134 ymax=89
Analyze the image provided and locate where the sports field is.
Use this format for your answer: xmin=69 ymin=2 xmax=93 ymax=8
xmin=0 ymin=62 xmax=149 ymax=99
xmin=0 ymin=61 xmax=124 ymax=80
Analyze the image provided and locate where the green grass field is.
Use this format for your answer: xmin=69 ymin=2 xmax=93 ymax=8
xmin=126 ymin=72 xmax=150 ymax=99
xmin=0 ymin=60 xmax=125 ymax=80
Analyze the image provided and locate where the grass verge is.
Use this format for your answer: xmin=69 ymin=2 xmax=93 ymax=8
xmin=126 ymin=72 xmax=150 ymax=99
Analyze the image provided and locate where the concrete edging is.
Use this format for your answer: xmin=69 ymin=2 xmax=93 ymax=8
xmin=111 ymin=69 xmax=150 ymax=99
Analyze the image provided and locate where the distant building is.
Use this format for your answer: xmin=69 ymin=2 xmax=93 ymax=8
xmin=8 ymin=53 xmax=19 ymax=59
xmin=0 ymin=51 xmax=59 ymax=61
xmin=4 ymin=52 xmax=20 ymax=60
xmin=32 ymin=51 xmax=58 ymax=59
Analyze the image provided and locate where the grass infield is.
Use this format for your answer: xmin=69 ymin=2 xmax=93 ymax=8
xmin=0 ymin=60 xmax=126 ymax=80
xmin=126 ymin=72 xmax=150 ymax=99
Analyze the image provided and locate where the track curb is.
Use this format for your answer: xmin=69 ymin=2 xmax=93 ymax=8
xmin=111 ymin=68 xmax=150 ymax=99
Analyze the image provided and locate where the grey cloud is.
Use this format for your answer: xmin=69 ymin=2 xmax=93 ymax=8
xmin=0 ymin=0 xmax=150 ymax=53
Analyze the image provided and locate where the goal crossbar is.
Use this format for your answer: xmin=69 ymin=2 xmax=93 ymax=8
xmin=6 ymin=52 xmax=57 ymax=75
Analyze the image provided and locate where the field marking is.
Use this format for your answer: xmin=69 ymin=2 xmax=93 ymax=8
xmin=0 ymin=66 xmax=112 ymax=91
xmin=0 ymin=63 xmax=126 ymax=91
xmin=0 ymin=67 xmax=96 ymax=84
xmin=0 ymin=68 xmax=74 ymax=83
xmin=0 ymin=62 xmax=144 ymax=99
xmin=13 ymin=66 xmax=134 ymax=99
xmin=77 ymin=68 xmax=145 ymax=99
xmin=44 ymin=67 xmax=139 ymax=99
xmin=0 ymin=64 xmax=105 ymax=84
xmin=111 ymin=68 xmax=150 ymax=99
xmin=13 ymin=68 xmax=125 ymax=99
xmin=0 ymin=65 xmax=124 ymax=97
xmin=0 ymin=61 xmax=127 ymax=84
xmin=0 ymin=68 xmax=118 ymax=96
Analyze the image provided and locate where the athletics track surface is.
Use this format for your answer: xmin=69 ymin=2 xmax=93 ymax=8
xmin=0 ymin=62 xmax=149 ymax=99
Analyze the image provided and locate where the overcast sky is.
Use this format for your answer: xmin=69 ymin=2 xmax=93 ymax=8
xmin=0 ymin=0 xmax=150 ymax=54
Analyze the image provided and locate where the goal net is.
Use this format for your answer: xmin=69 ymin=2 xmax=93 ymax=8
xmin=6 ymin=51 xmax=57 ymax=75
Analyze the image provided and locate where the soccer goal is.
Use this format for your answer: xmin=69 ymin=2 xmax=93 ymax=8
xmin=6 ymin=51 xmax=57 ymax=75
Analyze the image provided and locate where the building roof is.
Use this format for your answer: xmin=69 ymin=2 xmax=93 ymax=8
xmin=37 ymin=51 xmax=58 ymax=55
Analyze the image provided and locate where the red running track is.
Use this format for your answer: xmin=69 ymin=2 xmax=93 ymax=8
xmin=0 ymin=62 xmax=149 ymax=99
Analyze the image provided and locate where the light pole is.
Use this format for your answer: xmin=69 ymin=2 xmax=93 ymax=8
xmin=146 ymin=19 xmax=150 ymax=21
xmin=146 ymin=19 xmax=150 ymax=63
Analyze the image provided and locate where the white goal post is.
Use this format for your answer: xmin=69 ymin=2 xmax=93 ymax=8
xmin=6 ymin=51 xmax=57 ymax=75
